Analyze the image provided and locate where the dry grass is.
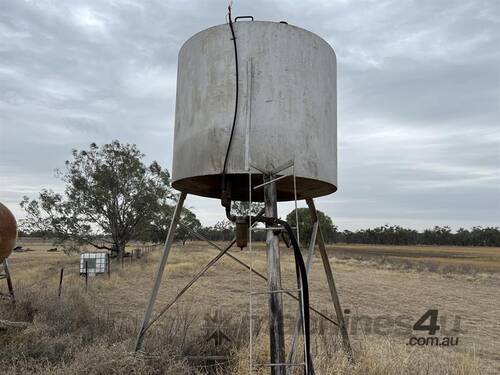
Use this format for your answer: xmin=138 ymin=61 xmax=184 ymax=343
xmin=0 ymin=285 xmax=482 ymax=375
xmin=0 ymin=283 xmax=212 ymax=374
xmin=1 ymin=239 xmax=498 ymax=374
xmin=232 ymin=334 xmax=481 ymax=375
xmin=328 ymin=243 xmax=500 ymax=274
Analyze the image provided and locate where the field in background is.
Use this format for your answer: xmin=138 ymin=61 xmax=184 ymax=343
xmin=329 ymin=243 xmax=500 ymax=273
xmin=1 ymin=239 xmax=499 ymax=374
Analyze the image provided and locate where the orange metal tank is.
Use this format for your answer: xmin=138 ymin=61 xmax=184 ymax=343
xmin=0 ymin=203 xmax=17 ymax=263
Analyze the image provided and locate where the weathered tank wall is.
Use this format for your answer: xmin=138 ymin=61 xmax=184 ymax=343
xmin=172 ymin=21 xmax=337 ymax=201
xmin=0 ymin=203 xmax=17 ymax=263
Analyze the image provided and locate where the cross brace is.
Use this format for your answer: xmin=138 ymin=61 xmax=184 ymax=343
xmin=134 ymin=194 xmax=353 ymax=364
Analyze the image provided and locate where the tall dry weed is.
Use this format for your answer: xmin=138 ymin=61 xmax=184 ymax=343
xmin=0 ymin=276 xmax=484 ymax=374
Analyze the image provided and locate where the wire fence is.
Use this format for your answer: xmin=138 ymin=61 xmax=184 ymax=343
xmin=12 ymin=243 xmax=164 ymax=297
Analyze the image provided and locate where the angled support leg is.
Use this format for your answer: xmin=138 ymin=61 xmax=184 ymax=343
xmin=287 ymin=220 xmax=318 ymax=364
xmin=143 ymin=235 xmax=236 ymax=331
xmin=134 ymin=192 xmax=187 ymax=351
xmin=3 ymin=260 xmax=15 ymax=304
xmin=306 ymin=198 xmax=354 ymax=362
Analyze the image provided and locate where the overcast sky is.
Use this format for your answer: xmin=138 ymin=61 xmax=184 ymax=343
xmin=0 ymin=0 xmax=499 ymax=230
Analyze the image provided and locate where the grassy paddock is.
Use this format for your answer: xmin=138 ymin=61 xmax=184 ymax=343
xmin=328 ymin=243 xmax=500 ymax=274
xmin=1 ymin=240 xmax=498 ymax=374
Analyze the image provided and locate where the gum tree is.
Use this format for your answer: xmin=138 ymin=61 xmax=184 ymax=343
xmin=286 ymin=208 xmax=337 ymax=245
xmin=20 ymin=141 xmax=176 ymax=259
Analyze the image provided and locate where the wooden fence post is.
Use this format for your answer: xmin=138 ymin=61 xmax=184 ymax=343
xmin=107 ymin=254 xmax=111 ymax=279
xmin=58 ymin=268 xmax=64 ymax=297
xmin=85 ymin=261 xmax=88 ymax=292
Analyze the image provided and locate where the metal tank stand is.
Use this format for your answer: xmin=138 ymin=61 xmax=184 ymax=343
xmin=0 ymin=260 xmax=15 ymax=304
xmin=133 ymin=192 xmax=353 ymax=365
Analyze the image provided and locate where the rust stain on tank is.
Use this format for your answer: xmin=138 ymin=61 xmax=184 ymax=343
xmin=0 ymin=203 xmax=17 ymax=263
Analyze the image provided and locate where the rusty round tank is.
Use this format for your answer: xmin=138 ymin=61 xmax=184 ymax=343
xmin=0 ymin=203 xmax=17 ymax=263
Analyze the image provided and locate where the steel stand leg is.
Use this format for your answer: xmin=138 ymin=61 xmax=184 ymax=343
xmin=3 ymin=260 xmax=15 ymax=304
xmin=306 ymin=198 xmax=353 ymax=361
xmin=134 ymin=192 xmax=187 ymax=351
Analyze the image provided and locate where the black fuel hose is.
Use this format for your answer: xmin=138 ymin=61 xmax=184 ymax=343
xmin=227 ymin=207 xmax=316 ymax=374
xmin=221 ymin=6 xmax=239 ymax=195
xmin=276 ymin=219 xmax=315 ymax=375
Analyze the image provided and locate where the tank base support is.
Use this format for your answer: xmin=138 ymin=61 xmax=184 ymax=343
xmin=0 ymin=260 xmax=15 ymax=304
xmin=134 ymin=192 xmax=187 ymax=351
xmin=133 ymin=194 xmax=353 ymax=365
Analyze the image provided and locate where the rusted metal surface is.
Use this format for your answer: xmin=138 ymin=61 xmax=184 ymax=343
xmin=172 ymin=21 xmax=337 ymax=201
xmin=0 ymin=203 xmax=17 ymax=263
xmin=235 ymin=219 xmax=248 ymax=249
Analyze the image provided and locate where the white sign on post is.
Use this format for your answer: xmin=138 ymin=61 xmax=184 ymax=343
xmin=80 ymin=252 xmax=108 ymax=276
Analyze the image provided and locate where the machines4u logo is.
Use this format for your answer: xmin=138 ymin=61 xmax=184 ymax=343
xmin=203 ymin=310 xmax=232 ymax=346
xmin=407 ymin=309 xmax=460 ymax=347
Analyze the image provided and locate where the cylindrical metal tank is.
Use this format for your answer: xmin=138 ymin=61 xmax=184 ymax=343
xmin=0 ymin=203 xmax=17 ymax=263
xmin=172 ymin=21 xmax=337 ymax=202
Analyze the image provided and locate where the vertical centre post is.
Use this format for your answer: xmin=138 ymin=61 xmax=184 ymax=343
xmin=263 ymin=175 xmax=286 ymax=374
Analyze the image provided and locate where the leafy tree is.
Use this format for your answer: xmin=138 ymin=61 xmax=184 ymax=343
xmin=231 ymin=201 xmax=264 ymax=216
xmin=421 ymin=226 xmax=453 ymax=245
xmin=139 ymin=203 xmax=202 ymax=245
xmin=455 ymin=228 xmax=471 ymax=246
xmin=202 ymin=220 xmax=235 ymax=242
xmin=469 ymin=226 xmax=500 ymax=246
xmin=177 ymin=208 xmax=202 ymax=245
xmin=286 ymin=208 xmax=337 ymax=245
xmin=20 ymin=141 xmax=174 ymax=258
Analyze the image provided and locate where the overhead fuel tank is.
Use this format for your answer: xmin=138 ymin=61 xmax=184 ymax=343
xmin=172 ymin=21 xmax=337 ymax=201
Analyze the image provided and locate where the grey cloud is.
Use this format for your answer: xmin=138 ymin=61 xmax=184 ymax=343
xmin=0 ymin=0 xmax=498 ymax=229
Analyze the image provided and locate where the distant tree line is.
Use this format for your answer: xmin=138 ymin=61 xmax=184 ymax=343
xmin=282 ymin=209 xmax=500 ymax=247
xmin=198 ymin=211 xmax=500 ymax=247
xmin=333 ymin=225 xmax=500 ymax=247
